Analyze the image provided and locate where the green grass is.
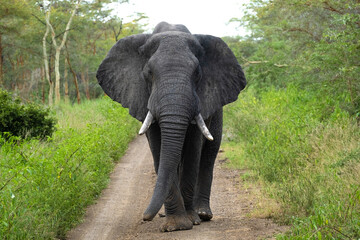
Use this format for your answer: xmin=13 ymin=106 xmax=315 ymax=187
xmin=0 ymin=97 xmax=139 ymax=239
xmin=223 ymin=85 xmax=360 ymax=239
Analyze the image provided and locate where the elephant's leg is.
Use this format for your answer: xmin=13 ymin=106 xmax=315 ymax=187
xmin=179 ymin=125 xmax=203 ymax=225
xmin=161 ymin=179 xmax=193 ymax=232
xmin=146 ymin=123 xmax=192 ymax=232
xmin=194 ymin=109 xmax=223 ymax=221
xmin=145 ymin=123 xmax=161 ymax=173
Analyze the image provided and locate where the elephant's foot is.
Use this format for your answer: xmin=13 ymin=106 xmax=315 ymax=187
xmin=187 ymin=210 xmax=201 ymax=225
xmin=143 ymin=212 xmax=155 ymax=221
xmin=160 ymin=215 xmax=193 ymax=232
xmin=196 ymin=206 xmax=213 ymax=221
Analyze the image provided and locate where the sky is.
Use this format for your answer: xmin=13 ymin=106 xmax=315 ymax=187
xmin=112 ymin=0 xmax=250 ymax=37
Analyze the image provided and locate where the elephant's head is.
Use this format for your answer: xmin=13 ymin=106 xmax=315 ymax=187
xmin=96 ymin=22 xmax=246 ymax=220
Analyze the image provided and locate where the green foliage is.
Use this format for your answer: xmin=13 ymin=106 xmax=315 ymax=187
xmin=223 ymin=86 xmax=360 ymax=239
xmin=0 ymin=0 xmax=30 ymax=33
xmin=226 ymin=3 xmax=360 ymax=236
xmin=0 ymin=0 xmax=146 ymax=103
xmin=0 ymin=97 xmax=139 ymax=239
xmin=0 ymin=89 xmax=56 ymax=139
xmin=229 ymin=0 xmax=360 ymax=116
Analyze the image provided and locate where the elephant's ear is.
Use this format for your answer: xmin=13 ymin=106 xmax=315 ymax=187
xmin=96 ymin=34 xmax=152 ymax=121
xmin=194 ymin=34 xmax=246 ymax=120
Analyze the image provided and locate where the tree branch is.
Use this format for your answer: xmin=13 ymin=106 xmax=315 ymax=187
xmin=45 ymin=9 xmax=58 ymax=48
xmin=55 ymin=28 xmax=76 ymax=39
xmin=58 ymin=0 xmax=82 ymax=51
xmin=31 ymin=13 xmax=46 ymax=26
xmin=323 ymin=1 xmax=344 ymax=14
xmin=323 ymin=1 xmax=360 ymax=26
xmin=287 ymin=27 xmax=321 ymax=41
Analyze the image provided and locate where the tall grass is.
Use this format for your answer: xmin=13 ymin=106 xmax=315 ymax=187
xmin=223 ymin=85 xmax=360 ymax=239
xmin=0 ymin=97 xmax=139 ymax=239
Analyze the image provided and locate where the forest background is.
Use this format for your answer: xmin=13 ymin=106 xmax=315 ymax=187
xmin=0 ymin=0 xmax=359 ymax=239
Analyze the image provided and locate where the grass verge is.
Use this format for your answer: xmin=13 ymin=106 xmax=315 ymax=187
xmin=223 ymin=85 xmax=360 ymax=239
xmin=0 ymin=97 xmax=139 ymax=239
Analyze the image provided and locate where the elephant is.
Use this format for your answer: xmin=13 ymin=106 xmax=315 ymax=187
xmin=96 ymin=21 xmax=246 ymax=232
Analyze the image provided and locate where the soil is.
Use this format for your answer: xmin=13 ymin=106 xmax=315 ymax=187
xmin=67 ymin=135 xmax=288 ymax=240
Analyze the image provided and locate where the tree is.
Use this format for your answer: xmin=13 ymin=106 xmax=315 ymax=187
xmin=0 ymin=0 xmax=146 ymax=104
xmin=232 ymin=0 xmax=360 ymax=114
xmin=64 ymin=9 xmax=146 ymax=101
xmin=0 ymin=0 xmax=31 ymax=87
xmin=43 ymin=0 xmax=82 ymax=105
xmin=43 ymin=6 xmax=52 ymax=105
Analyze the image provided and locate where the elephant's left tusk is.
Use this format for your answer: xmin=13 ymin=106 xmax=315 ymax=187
xmin=195 ymin=114 xmax=214 ymax=141
xmin=139 ymin=111 xmax=154 ymax=135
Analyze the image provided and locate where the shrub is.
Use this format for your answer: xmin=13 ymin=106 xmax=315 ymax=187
xmin=0 ymin=89 xmax=56 ymax=139
xmin=223 ymin=85 xmax=360 ymax=239
xmin=0 ymin=97 xmax=139 ymax=239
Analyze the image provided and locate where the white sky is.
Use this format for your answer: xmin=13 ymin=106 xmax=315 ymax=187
xmin=111 ymin=0 xmax=250 ymax=37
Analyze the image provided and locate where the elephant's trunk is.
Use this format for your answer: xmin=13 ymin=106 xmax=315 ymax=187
xmin=143 ymin=117 xmax=188 ymax=220
xmin=143 ymin=78 xmax=193 ymax=220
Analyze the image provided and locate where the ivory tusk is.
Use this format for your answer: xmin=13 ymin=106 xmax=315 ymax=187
xmin=195 ymin=114 xmax=214 ymax=141
xmin=139 ymin=111 xmax=154 ymax=135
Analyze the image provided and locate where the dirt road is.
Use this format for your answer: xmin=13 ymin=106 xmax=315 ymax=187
xmin=67 ymin=135 xmax=287 ymax=240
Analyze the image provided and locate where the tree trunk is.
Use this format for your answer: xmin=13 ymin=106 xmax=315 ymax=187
xmin=41 ymin=67 xmax=45 ymax=104
xmin=48 ymin=80 xmax=54 ymax=106
xmin=54 ymin=48 xmax=61 ymax=104
xmin=64 ymin=57 xmax=69 ymax=104
xmin=20 ymin=55 xmax=24 ymax=82
xmin=85 ymin=68 xmax=90 ymax=99
xmin=65 ymin=46 xmax=80 ymax=104
xmin=0 ymin=34 xmax=3 ymax=87
xmin=42 ymin=10 xmax=53 ymax=105
xmin=46 ymin=0 xmax=82 ymax=105
xmin=82 ymin=69 xmax=90 ymax=100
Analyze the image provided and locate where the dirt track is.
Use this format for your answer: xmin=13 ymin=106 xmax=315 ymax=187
xmin=67 ymin=135 xmax=287 ymax=240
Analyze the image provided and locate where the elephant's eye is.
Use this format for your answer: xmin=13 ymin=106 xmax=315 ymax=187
xmin=142 ymin=64 xmax=153 ymax=82
xmin=193 ymin=65 xmax=202 ymax=85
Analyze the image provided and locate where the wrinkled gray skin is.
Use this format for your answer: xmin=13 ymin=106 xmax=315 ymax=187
xmin=97 ymin=21 xmax=246 ymax=232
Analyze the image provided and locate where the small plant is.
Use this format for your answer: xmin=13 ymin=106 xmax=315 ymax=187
xmin=0 ymin=89 xmax=56 ymax=140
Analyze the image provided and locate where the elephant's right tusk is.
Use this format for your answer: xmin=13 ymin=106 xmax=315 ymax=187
xmin=195 ymin=114 xmax=214 ymax=141
xmin=139 ymin=111 xmax=154 ymax=135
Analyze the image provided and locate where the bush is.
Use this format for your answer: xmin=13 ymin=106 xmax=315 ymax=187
xmin=0 ymin=89 xmax=56 ymax=139
xmin=223 ymin=85 xmax=360 ymax=239
xmin=0 ymin=97 xmax=139 ymax=239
